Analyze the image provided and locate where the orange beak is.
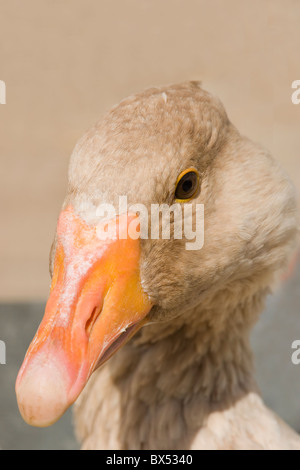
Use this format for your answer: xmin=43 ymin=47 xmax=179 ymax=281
xmin=15 ymin=205 xmax=152 ymax=427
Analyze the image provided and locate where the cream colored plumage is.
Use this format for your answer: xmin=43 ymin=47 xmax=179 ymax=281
xmin=18 ymin=81 xmax=300 ymax=449
xmin=68 ymin=82 xmax=299 ymax=449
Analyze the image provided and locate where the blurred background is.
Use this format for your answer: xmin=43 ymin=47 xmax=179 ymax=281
xmin=0 ymin=0 xmax=299 ymax=449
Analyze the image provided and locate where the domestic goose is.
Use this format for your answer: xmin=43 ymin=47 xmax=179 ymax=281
xmin=16 ymin=82 xmax=300 ymax=449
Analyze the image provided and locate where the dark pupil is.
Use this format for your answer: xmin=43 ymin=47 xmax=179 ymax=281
xmin=176 ymin=172 xmax=198 ymax=199
xmin=182 ymin=179 xmax=193 ymax=193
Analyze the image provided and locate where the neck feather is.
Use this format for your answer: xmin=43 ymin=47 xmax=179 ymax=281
xmin=75 ymin=283 xmax=269 ymax=449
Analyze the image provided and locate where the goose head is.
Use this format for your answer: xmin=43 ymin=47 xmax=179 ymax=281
xmin=16 ymin=81 xmax=298 ymax=427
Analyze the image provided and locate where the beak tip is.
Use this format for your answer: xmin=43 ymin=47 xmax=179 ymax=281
xmin=15 ymin=354 xmax=70 ymax=427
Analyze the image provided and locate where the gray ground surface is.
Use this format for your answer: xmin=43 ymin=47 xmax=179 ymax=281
xmin=251 ymin=260 xmax=300 ymax=433
xmin=0 ymin=261 xmax=299 ymax=449
xmin=0 ymin=303 xmax=78 ymax=450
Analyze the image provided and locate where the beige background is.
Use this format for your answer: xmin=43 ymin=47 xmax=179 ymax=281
xmin=0 ymin=0 xmax=299 ymax=301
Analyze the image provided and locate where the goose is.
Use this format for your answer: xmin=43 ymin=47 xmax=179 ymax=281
xmin=16 ymin=81 xmax=300 ymax=450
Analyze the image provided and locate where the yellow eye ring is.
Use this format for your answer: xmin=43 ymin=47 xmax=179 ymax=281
xmin=174 ymin=168 xmax=200 ymax=203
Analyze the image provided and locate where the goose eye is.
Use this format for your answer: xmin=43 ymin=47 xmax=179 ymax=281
xmin=175 ymin=169 xmax=199 ymax=202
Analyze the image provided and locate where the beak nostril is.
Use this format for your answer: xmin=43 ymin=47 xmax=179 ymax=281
xmin=85 ymin=305 xmax=102 ymax=337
